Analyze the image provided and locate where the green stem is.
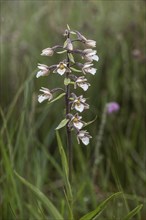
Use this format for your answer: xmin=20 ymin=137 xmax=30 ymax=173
xmin=65 ymin=50 xmax=73 ymax=183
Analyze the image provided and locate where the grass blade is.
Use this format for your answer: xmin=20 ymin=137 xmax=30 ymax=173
xmin=123 ymin=204 xmax=143 ymax=220
xmin=14 ymin=171 xmax=64 ymax=220
xmin=79 ymin=192 xmax=122 ymax=220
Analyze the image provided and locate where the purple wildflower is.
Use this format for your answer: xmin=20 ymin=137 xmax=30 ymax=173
xmin=106 ymin=102 xmax=120 ymax=114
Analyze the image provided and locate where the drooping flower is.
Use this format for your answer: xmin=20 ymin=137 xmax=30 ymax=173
xmin=38 ymin=87 xmax=53 ymax=103
xmin=74 ymin=76 xmax=90 ymax=91
xmin=68 ymin=113 xmax=85 ymax=130
xmin=53 ymin=62 xmax=71 ymax=75
xmin=106 ymin=102 xmax=120 ymax=114
xmin=41 ymin=47 xmax=54 ymax=56
xmin=82 ymin=62 xmax=97 ymax=75
xmin=36 ymin=63 xmax=50 ymax=78
xmin=64 ymin=38 xmax=73 ymax=51
xmin=85 ymin=39 xmax=96 ymax=48
xmin=70 ymin=93 xmax=89 ymax=112
xmin=75 ymin=31 xmax=96 ymax=48
xmin=77 ymin=130 xmax=92 ymax=145
xmin=83 ymin=49 xmax=99 ymax=62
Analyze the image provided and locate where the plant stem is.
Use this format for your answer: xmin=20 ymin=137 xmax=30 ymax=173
xmin=65 ymin=50 xmax=73 ymax=183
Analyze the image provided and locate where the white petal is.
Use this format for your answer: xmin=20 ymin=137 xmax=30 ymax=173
xmin=75 ymin=104 xmax=84 ymax=112
xmin=88 ymin=68 xmax=97 ymax=75
xmin=38 ymin=64 xmax=48 ymax=70
xmin=38 ymin=95 xmax=48 ymax=103
xmin=73 ymin=122 xmax=83 ymax=130
xmin=57 ymin=68 xmax=66 ymax=75
xmin=88 ymin=50 xmax=97 ymax=56
xmin=86 ymin=40 xmax=96 ymax=47
xmin=84 ymin=63 xmax=93 ymax=68
xmin=81 ymin=137 xmax=90 ymax=145
xmin=92 ymin=55 xmax=99 ymax=62
xmin=79 ymin=83 xmax=89 ymax=91
xmin=36 ymin=71 xmax=43 ymax=78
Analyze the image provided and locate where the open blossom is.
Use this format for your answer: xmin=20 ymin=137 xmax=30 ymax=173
xmin=68 ymin=113 xmax=85 ymax=130
xmin=77 ymin=130 xmax=92 ymax=145
xmin=82 ymin=62 xmax=97 ymax=75
xmin=83 ymin=49 xmax=99 ymax=62
xmin=38 ymin=87 xmax=53 ymax=103
xmin=41 ymin=47 xmax=54 ymax=56
xmin=36 ymin=63 xmax=50 ymax=78
xmin=106 ymin=102 xmax=120 ymax=114
xmin=70 ymin=93 xmax=89 ymax=112
xmin=53 ymin=62 xmax=71 ymax=75
xmin=74 ymin=76 xmax=90 ymax=91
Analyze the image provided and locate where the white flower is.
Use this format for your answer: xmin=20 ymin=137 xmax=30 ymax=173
xmin=36 ymin=63 xmax=50 ymax=78
xmin=76 ymin=31 xmax=96 ymax=48
xmin=53 ymin=62 xmax=71 ymax=75
xmin=71 ymin=94 xmax=89 ymax=112
xmin=85 ymin=39 xmax=96 ymax=48
xmin=64 ymin=38 xmax=73 ymax=51
xmin=41 ymin=47 xmax=54 ymax=56
xmin=68 ymin=113 xmax=85 ymax=130
xmin=83 ymin=49 xmax=99 ymax=62
xmin=38 ymin=87 xmax=53 ymax=103
xmin=77 ymin=130 xmax=92 ymax=145
xmin=75 ymin=76 xmax=90 ymax=91
xmin=82 ymin=62 xmax=97 ymax=75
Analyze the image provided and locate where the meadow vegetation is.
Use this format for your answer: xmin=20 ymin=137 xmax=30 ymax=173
xmin=0 ymin=1 xmax=145 ymax=219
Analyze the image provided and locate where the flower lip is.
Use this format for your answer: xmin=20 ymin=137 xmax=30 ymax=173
xmin=70 ymin=94 xmax=89 ymax=112
xmin=75 ymin=76 xmax=90 ymax=91
xmin=82 ymin=62 xmax=97 ymax=75
xmin=53 ymin=62 xmax=71 ymax=75
xmin=68 ymin=113 xmax=85 ymax=130
xmin=83 ymin=49 xmax=99 ymax=62
xmin=77 ymin=130 xmax=92 ymax=145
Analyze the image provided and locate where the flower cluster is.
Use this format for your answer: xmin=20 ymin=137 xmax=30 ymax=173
xmin=36 ymin=25 xmax=99 ymax=145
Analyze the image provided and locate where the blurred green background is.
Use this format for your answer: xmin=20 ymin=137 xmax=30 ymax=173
xmin=0 ymin=0 xmax=145 ymax=219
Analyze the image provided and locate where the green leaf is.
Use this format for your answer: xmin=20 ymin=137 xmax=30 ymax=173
xmin=70 ymin=67 xmax=82 ymax=73
xmin=123 ymin=204 xmax=143 ymax=220
xmin=57 ymin=50 xmax=67 ymax=54
xmin=79 ymin=192 xmax=122 ymax=220
xmin=68 ymin=53 xmax=75 ymax=63
xmin=56 ymin=118 xmax=69 ymax=130
xmin=49 ymin=93 xmax=65 ymax=104
xmin=64 ymin=78 xmax=71 ymax=85
xmin=14 ymin=171 xmax=64 ymax=220
xmin=56 ymin=131 xmax=73 ymax=201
